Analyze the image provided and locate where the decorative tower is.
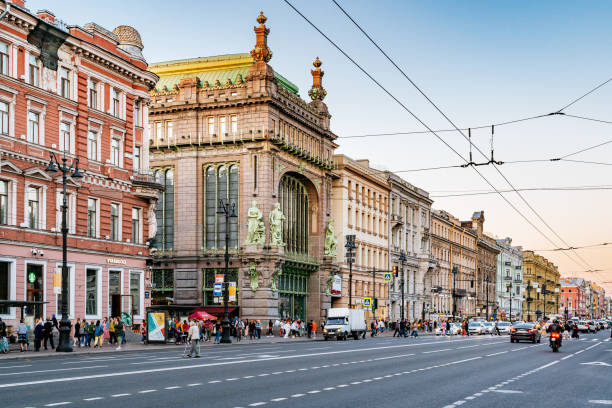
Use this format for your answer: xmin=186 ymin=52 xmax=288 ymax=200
xmin=308 ymin=57 xmax=327 ymax=101
xmin=246 ymin=11 xmax=276 ymax=94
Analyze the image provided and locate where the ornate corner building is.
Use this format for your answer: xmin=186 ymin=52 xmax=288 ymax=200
xmin=521 ymin=250 xmax=560 ymax=322
xmin=0 ymin=1 xmax=159 ymax=327
xmin=147 ymin=13 xmax=338 ymax=323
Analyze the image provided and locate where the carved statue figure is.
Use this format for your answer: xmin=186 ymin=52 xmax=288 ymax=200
xmin=269 ymin=202 xmax=285 ymax=246
xmin=325 ymin=274 xmax=334 ymax=297
xmin=249 ymin=262 xmax=259 ymax=292
xmin=271 ymin=264 xmax=282 ymax=292
xmin=324 ymin=219 xmax=337 ymax=257
xmin=245 ymin=201 xmax=265 ymax=245
xmin=147 ymin=202 xmax=157 ymax=240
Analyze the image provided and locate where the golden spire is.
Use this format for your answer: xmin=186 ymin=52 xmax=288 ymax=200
xmin=250 ymin=11 xmax=272 ymax=63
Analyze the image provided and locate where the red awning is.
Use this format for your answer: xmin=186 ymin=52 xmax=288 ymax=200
xmin=190 ymin=307 xmax=237 ymax=318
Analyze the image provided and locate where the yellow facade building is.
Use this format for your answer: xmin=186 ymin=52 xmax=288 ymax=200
xmin=522 ymin=250 xmax=560 ymax=321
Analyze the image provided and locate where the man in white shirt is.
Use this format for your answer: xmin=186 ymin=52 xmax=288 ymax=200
xmin=187 ymin=320 xmax=200 ymax=358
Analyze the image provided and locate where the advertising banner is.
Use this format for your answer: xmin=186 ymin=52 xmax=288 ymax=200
xmin=229 ymin=282 xmax=236 ymax=302
xmin=53 ymin=268 xmax=61 ymax=295
xmin=147 ymin=312 xmax=166 ymax=343
xmin=331 ymin=275 xmax=342 ymax=297
xmin=213 ymin=282 xmax=223 ymax=297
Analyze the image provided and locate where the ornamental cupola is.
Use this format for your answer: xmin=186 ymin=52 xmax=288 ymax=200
xmin=308 ymin=57 xmax=327 ymax=101
xmin=250 ymin=11 xmax=272 ymax=63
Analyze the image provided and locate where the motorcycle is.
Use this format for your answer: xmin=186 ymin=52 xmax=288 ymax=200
xmin=549 ymin=332 xmax=562 ymax=352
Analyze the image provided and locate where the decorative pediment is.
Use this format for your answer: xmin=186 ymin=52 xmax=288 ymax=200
xmin=0 ymin=159 xmax=22 ymax=175
xmin=55 ymin=175 xmax=82 ymax=188
xmin=23 ymin=166 xmax=52 ymax=181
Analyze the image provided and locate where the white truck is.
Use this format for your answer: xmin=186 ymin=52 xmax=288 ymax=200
xmin=323 ymin=308 xmax=366 ymax=340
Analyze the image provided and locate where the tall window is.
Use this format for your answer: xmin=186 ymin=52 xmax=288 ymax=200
xmin=112 ymin=89 xmax=120 ymax=117
xmin=279 ymin=174 xmax=309 ymax=255
xmin=130 ymin=272 xmax=141 ymax=316
xmin=85 ymin=269 xmax=98 ymax=316
xmin=110 ymin=203 xmax=119 ymax=240
xmin=0 ymin=101 xmax=7 ymax=135
xmin=88 ymin=80 xmax=97 ymax=109
xmin=218 ymin=116 xmax=226 ymax=136
xmin=0 ymin=42 xmax=8 ymax=75
xmin=87 ymin=198 xmax=97 ymax=238
xmin=151 ymin=269 xmax=173 ymax=305
xmin=60 ymin=122 xmax=70 ymax=153
xmin=60 ymin=68 xmax=70 ymax=99
xmin=110 ymin=138 xmax=120 ymax=166
xmin=87 ymin=130 xmax=98 ymax=160
xmin=155 ymin=122 xmax=162 ymax=141
xmin=204 ymin=164 xmax=239 ymax=249
xmin=29 ymin=55 xmax=39 ymax=86
xmin=0 ymin=180 xmax=7 ymax=225
xmin=230 ymin=115 xmax=237 ymax=135
xmin=153 ymin=169 xmax=174 ymax=250
xmin=132 ymin=207 xmax=141 ymax=244
xmin=27 ymin=186 xmax=40 ymax=229
xmin=0 ymin=261 xmax=9 ymax=315
xmin=27 ymin=111 xmax=39 ymax=144
xmin=207 ymin=117 xmax=214 ymax=136
xmin=133 ymin=146 xmax=141 ymax=172
xmin=134 ymin=100 xmax=141 ymax=126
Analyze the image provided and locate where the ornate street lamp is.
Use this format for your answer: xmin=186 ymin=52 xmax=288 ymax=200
xmin=399 ymin=251 xmax=406 ymax=321
xmin=345 ymin=235 xmax=356 ymax=307
xmin=45 ymin=152 xmax=83 ymax=352
xmin=452 ymin=266 xmax=458 ymax=318
xmin=217 ymin=199 xmax=237 ymax=344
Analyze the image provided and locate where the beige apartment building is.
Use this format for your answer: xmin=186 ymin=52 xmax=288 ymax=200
xmin=331 ymin=155 xmax=389 ymax=320
xmin=522 ymin=250 xmax=560 ymax=321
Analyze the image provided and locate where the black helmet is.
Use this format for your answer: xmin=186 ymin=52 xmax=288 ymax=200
xmin=553 ymin=319 xmax=559 ymax=324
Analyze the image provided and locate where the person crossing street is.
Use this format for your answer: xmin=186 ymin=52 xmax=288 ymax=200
xmin=186 ymin=320 xmax=200 ymax=358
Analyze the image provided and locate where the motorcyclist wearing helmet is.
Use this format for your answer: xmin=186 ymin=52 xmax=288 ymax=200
xmin=547 ymin=319 xmax=563 ymax=345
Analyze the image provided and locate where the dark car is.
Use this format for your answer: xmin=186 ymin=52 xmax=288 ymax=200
xmin=510 ymin=323 xmax=541 ymax=343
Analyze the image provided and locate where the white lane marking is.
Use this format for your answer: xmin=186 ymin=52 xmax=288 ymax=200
xmin=285 ymin=370 xmax=296 ymax=373
xmin=454 ymin=401 xmax=466 ymax=406
xmin=493 ymin=390 xmax=524 ymax=394
xmin=139 ymin=390 xmax=157 ymax=393
xmin=323 ymin=387 xmax=335 ymax=391
xmin=423 ymin=348 xmax=452 ymax=354
xmin=208 ymin=380 xmax=221 ymax=383
xmin=111 ymin=393 xmax=130 ymax=397
xmin=188 ymin=383 xmax=201 ymax=387
xmin=0 ymin=364 xmax=32 ymax=369
xmin=227 ymin=377 xmax=240 ymax=380
xmin=350 ymin=381 xmax=362 ymax=385
xmin=243 ymin=376 xmax=255 ymax=379
xmin=465 ymin=396 xmax=475 ymax=400
xmin=589 ymin=401 xmax=612 ymax=405
xmin=373 ymin=377 xmax=383 ymax=380
xmin=271 ymin=372 xmax=283 ymax=375
xmin=258 ymin=373 xmax=270 ymax=377
xmin=307 ymin=390 xmax=321 ymax=394
xmin=83 ymin=397 xmax=104 ymax=401
xmin=45 ymin=403 xmax=71 ymax=407
xmin=298 ymin=368 xmax=308 ymax=371
xmin=249 ymin=403 xmax=266 ymax=406
xmin=486 ymin=351 xmax=508 ymax=357
xmin=0 ymin=365 xmax=108 ymax=377
xmin=337 ymin=384 xmax=349 ymax=388
xmin=311 ymin=366 xmax=320 ymax=369
xmin=456 ymin=345 xmax=479 ymax=349
xmin=270 ymin=397 xmax=287 ymax=402
xmin=165 ymin=386 xmax=181 ymax=389
xmin=291 ymin=394 xmax=305 ymax=398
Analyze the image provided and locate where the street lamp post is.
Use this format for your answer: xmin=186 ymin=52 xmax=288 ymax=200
xmin=526 ymin=281 xmax=531 ymax=322
xmin=509 ymin=282 xmax=513 ymax=324
xmin=485 ymin=275 xmax=490 ymax=321
xmin=399 ymin=251 xmax=406 ymax=321
xmin=345 ymin=235 xmax=356 ymax=308
xmin=45 ymin=153 xmax=83 ymax=352
xmin=452 ymin=266 xmax=458 ymax=318
xmin=217 ymin=199 xmax=237 ymax=344
xmin=542 ymin=284 xmax=548 ymax=321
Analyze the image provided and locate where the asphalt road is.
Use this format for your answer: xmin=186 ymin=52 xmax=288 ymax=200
xmin=1 ymin=330 xmax=610 ymax=408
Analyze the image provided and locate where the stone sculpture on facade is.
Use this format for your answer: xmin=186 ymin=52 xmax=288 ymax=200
xmin=245 ymin=201 xmax=265 ymax=245
xmin=147 ymin=202 xmax=157 ymax=240
xmin=269 ymin=202 xmax=285 ymax=246
xmin=249 ymin=262 xmax=259 ymax=291
xmin=271 ymin=264 xmax=282 ymax=292
xmin=324 ymin=219 xmax=337 ymax=257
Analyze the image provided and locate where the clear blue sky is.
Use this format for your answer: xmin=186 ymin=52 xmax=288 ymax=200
xmin=29 ymin=0 xmax=612 ymax=293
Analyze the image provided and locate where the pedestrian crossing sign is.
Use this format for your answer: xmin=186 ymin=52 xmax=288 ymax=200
xmin=383 ymin=273 xmax=393 ymax=283
xmin=363 ymin=297 xmax=372 ymax=307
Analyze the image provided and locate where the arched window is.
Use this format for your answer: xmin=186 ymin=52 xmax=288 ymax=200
xmin=279 ymin=174 xmax=309 ymax=255
xmin=204 ymin=164 xmax=239 ymax=249
xmin=153 ymin=168 xmax=174 ymax=250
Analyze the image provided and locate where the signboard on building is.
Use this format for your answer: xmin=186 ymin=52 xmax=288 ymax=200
xmin=53 ymin=268 xmax=61 ymax=294
xmin=215 ymin=274 xmax=224 ymax=283
xmin=107 ymin=258 xmax=127 ymax=265
xmin=331 ymin=275 xmax=342 ymax=297
xmin=213 ymin=282 xmax=223 ymax=297
xmin=229 ymin=282 xmax=236 ymax=302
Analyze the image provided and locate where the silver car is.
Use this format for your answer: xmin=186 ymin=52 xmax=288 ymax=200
xmin=496 ymin=321 xmax=512 ymax=334
xmin=482 ymin=322 xmax=495 ymax=334
xmin=468 ymin=322 xmax=485 ymax=335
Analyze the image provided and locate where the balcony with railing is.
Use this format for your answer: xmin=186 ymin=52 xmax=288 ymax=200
xmin=132 ymin=170 xmax=164 ymax=199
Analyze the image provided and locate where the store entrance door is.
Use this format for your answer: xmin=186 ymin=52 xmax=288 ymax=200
xmin=26 ymin=264 xmax=43 ymax=319
xmin=111 ymin=294 xmax=121 ymax=318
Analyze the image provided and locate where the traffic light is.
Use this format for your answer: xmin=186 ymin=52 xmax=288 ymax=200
xmin=392 ymin=265 xmax=398 ymax=277
xmin=373 ymin=298 xmax=378 ymax=310
xmin=470 ymin=280 xmax=474 ymax=288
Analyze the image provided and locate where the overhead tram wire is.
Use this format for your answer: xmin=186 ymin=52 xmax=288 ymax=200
xmin=431 ymin=185 xmax=612 ymax=198
xmin=331 ymin=0 xmax=593 ymax=271
xmin=555 ymin=76 xmax=612 ymax=113
xmin=532 ymin=242 xmax=612 ymax=252
xmin=283 ymin=0 xmax=590 ymax=271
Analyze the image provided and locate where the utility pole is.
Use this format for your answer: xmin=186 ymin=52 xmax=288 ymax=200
xmin=345 ymin=235 xmax=356 ymax=308
xmin=399 ymin=251 xmax=406 ymax=321
xmin=452 ymin=266 xmax=458 ymax=319
xmin=217 ymin=199 xmax=237 ymax=344
xmin=526 ymin=281 xmax=531 ymax=322
xmin=372 ymin=266 xmax=376 ymax=320
xmin=542 ymin=283 xmax=547 ymax=321
xmin=485 ymin=275 xmax=490 ymax=320
xmin=509 ymin=282 xmax=513 ymax=323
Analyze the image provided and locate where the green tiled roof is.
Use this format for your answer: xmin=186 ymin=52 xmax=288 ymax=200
xmin=150 ymin=53 xmax=299 ymax=95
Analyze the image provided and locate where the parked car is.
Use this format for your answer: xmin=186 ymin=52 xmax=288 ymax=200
xmin=497 ymin=321 xmax=512 ymax=335
xmin=482 ymin=322 xmax=495 ymax=334
xmin=510 ymin=323 xmax=541 ymax=343
xmin=468 ymin=321 xmax=486 ymax=335
xmin=577 ymin=321 xmax=589 ymax=333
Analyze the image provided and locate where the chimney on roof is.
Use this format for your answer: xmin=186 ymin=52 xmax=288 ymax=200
xmin=36 ymin=9 xmax=54 ymax=23
xmin=250 ymin=11 xmax=272 ymax=64
xmin=308 ymin=57 xmax=327 ymax=101
xmin=10 ymin=0 xmax=25 ymax=7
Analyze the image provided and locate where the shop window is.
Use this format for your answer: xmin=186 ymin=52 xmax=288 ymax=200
xmin=85 ymin=268 xmax=98 ymax=316
xmin=151 ymin=269 xmax=174 ymax=305
xmin=204 ymin=164 xmax=239 ymax=250
xmin=130 ymin=271 xmax=142 ymax=317
xmin=279 ymin=174 xmax=309 ymax=255
xmin=0 ymin=261 xmax=10 ymax=315
xmin=26 ymin=264 xmax=43 ymax=318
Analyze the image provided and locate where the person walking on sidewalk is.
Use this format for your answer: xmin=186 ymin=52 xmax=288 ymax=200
xmin=94 ymin=320 xmax=103 ymax=348
xmin=0 ymin=317 xmax=8 ymax=354
xmin=17 ymin=319 xmax=28 ymax=352
xmin=43 ymin=317 xmax=55 ymax=350
xmin=109 ymin=318 xmax=116 ymax=345
xmin=115 ymin=317 xmax=124 ymax=350
xmin=214 ymin=320 xmax=221 ymax=344
xmin=34 ymin=318 xmax=44 ymax=352
xmin=186 ymin=320 xmax=200 ymax=358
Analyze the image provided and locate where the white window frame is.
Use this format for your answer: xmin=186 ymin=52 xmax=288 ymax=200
xmin=230 ymin=114 xmax=237 ymax=135
xmin=129 ymin=269 xmax=144 ymax=320
xmin=87 ymin=197 xmax=100 ymax=238
xmin=165 ymin=121 xmax=173 ymax=141
xmin=0 ymin=177 xmax=16 ymax=226
xmin=110 ymin=202 xmax=122 ymax=241
xmin=107 ymin=268 xmax=124 ymax=318
xmin=155 ymin=122 xmax=162 ymax=142
xmin=27 ymin=52 xmax=40 ymax=87
xmin=207 ymin=117 xmax=214 ymax=136
xmin=110 ymin=127 xmax=125 ymax=168
xmin=24 ymin=259 xmax=47 ymax=319
xmin=0 ymin=40 xmax=9 ymax=76
xmin=55 ymin=190 xmax=76 ymax=234
xmin=111 ymin=88 xmax=121 ymax=118
xmin=218 ymin=116 xmax=226 ymax=136
xmin=87 ymin=120 xmax=103 ymax=162
xmin=88 ymin=78 xmax=101 ymax=110
xmin=54 ymin=262 xmax=75 ymax=319
xmin=58 ymin=67 xmax=71 ymax=99
xmin=84 ymin=265 xmax=102 ymax=320
xmin=0 ymin=257 xmax=16 ymax=319
xmin=24 ymin=182 xmax=46 ymax=230
xmin=133 ymin=145 xmax=141 ymax=172
xmin=131 ymin=206 xmax=142 ymax=244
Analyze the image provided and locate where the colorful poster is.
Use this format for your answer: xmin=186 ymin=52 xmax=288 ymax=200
xmin=147 ymin=312 xmax=166 ymax=342
xmin=229 ymin=282 xmax=236 ymax=301
xmin=331 ymin=275 xmax=342 ymax=297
